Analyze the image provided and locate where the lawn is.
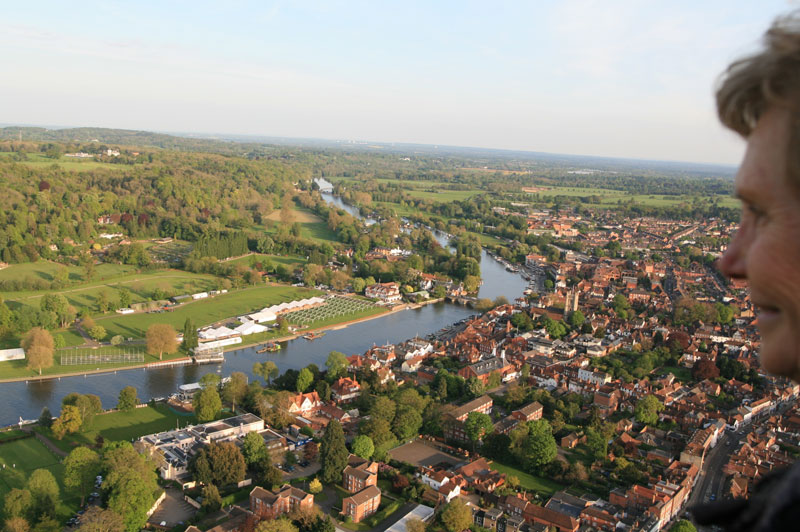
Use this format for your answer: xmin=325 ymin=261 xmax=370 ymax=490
xmin=0 ymin=436 xmax=80 ymax=520
xmin=42 ymin=404 xmax=196 ymax=454
xmin=659 ymin=365 xmax=693 ymax=383
xmin=96 ymin=284 xmax=322 ymax=339
xmin=406 ymin=189 xmax=484 ymax=202
xmin=489 ymin=460 xmax=565 ymax=497
xmin=0 ymin=261 xmax=135 ymax=285
xmin=264 ymin=208 xmax=340 ymax=244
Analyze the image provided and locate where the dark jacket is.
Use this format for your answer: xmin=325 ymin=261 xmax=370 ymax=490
xmin=691 ymin=462 xmax=800 ymax=531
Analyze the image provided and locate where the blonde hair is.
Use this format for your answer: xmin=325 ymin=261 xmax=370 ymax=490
xmin=717 ymin=12 xmax=800 ymax=182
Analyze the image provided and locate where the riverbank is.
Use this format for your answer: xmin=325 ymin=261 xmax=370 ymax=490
xmin=0 ymin=299 xmax=447 ymax=383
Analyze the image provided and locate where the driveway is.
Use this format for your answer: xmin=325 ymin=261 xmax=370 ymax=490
xmin=147 ymin=488 xmax=197 ymax=528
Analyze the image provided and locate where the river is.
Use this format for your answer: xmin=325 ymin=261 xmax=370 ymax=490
xmin=0 ymin=183 xmax=528 ymax=425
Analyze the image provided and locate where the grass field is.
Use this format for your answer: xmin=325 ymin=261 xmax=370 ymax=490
xmin=0 ymin=151 xmax=124 ymax=171
xmin=223 ymin=253 xmax=306 ymax=269
xmin=96 ymin=284 xmax=321 ymax=338
xmin=3 ymin=268 xmax=220 ymax=314
xmin=526 ymin=185 xmax=740 ymax=209
xmin=43 ymin=404 xmax=196 ymax=454
xmin=0 ymin=436 xmax=79 ymax=520
xmin=489 ymin=460 xmax=565 ymax=497
xmin=0 ymin=261 xmax=136 ymax=285
xmin=405 ymin=189 xmax=484 ymax=201
xmin=659 ymin=365 xmax=693 ymax=382
xmin=263 ymin=208 xmax=340 ymax=244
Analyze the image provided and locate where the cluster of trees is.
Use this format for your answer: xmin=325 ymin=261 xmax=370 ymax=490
xmin=2 ymin=439 xmax=158 ymax=532
xmin=193 ymin=231 xmax=249 ymax=260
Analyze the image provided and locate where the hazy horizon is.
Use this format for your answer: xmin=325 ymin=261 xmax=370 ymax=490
xmin=2 ymin=1 xmax=793 ymax=166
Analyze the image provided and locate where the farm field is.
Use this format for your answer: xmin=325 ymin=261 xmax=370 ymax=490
xmin=0 ymin=435 xmax=79 ymax=520
xmin=96 ymin=284 xmax=321 ymax=339
xmin=42 ymin=404 xmax=196 ymax=454
xmin=527 ymin=186 xmax=740 ymax=209
xmin=0 ymin=151 xmax=124 ymax=171
xmin=405 ymin=188 xmax=484 ymax=201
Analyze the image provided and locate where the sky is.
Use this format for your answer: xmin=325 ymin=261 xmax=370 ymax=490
xmin=2 ymin=1 xmax=798 ymax=165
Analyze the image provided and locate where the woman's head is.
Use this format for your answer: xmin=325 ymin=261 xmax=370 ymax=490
xmin=718 ymin=11 xmax=800 ymax=382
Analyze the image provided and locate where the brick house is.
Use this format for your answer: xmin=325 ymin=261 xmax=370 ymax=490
xmin=331 ymin=377 xmax=361 ymax=403
xmin=512 ymin=401 xmax=543 ymax=422
xmin=250 ymin=485 xmax=313 ymax=519
xmin=343 ymin=455 xmax=378 ymax=493
xmin=341 ymin=485 xmax=381 ymax=523
xmin=286 ymin=391 xmax=323 ymax=417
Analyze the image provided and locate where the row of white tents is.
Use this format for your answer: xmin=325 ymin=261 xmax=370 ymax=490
xmin=196 ymin=297 xmax=328 ymax=341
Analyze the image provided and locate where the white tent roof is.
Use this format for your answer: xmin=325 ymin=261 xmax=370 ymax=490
xmin=235 ymin=322 xmax=268 ymax=336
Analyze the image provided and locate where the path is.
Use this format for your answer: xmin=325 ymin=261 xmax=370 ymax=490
xmin=22 ymin=428 xmax=67 ymax=457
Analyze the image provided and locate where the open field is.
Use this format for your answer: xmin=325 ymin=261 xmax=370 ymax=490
xmin=0 ymin=151 xmax=124 ymax=171
xmin=405 ymin=189 xmax=484 ymax=201
xmin=489 ymin=460 xmax=565 ymax=497
xmin=0 ymin=436 xmax=79 ymax=519
xmin=0 ymin=261 xmax=136 ymax=285
xmin=3 ymin=269 xmax=219 ymax=314
xmin=263 ymin=207 xmax=339 ymax=244
xmin=388 ymin=441 xmax=462 ymax=468
xmin=96 ymin=284 xmax=321 ymax=339
xmin=526 ymin=185 xmax=740 ymax=209
xmin=223 ymin=253 xmax=306 ymax=270
xmin=43 ymin=404 xmax=196 ymax=454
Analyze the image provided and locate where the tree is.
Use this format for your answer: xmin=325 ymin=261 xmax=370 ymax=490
xmin=64 ymin=447 xmax=101 ymax=506
xmin=634 ymin=395 xmax=664 ymax=426
xmin=201 ymin=484 xmax=222 ymax=512
xmin=51 ymin=405 xmax=82 ymax=439
xmin=308 ymin=478 xmax=323 ymax=494
xmin=101 ymin=442 xmax=159 ymax=532
xmin=440 ymin=498 xmax=472 ymax=532
xmin=693 ymin=358 xmax=720 ymax=380
xmin=193 ymin=386 xmax=222 ymax=422
xmin=464 ymin=412 xmax=493 ymax=448
xmin=26 ymin=470 xmax=59 ymax=519
xmin=352 ymin=277 xmax=366 ymax=294
xmin=369 ymin=396 xmax=396 ymax=424
xmin=568 ymin=310 xmax=585 ymax=329
xmin=256 ymin=518 xmax=298 ymax=532
xmin=304 ymin=441 xmax=319 ymax=461
xmin=523 ymin=419 xmax=557 ymax=470
xmin=466 ymin=377 xmax=485 ymax=398
xmin=261 ymin=465 xmax=283 ymax=489
xmin=182 ymin=318 xmax=198 ymax=353
xmin=406 ymin=519 xmax=427 ymax=532
xmin=3 ymin=518 xmax=29 ymax=532
xmin=586 ymin=428 xmax=608 ymax=461
xmin=296 ymin=367 xmax=314 ymax=393
xmin=110 ymin=335 xmax=124 ymax=346
xmin=253 ymin=361 xmax=278 ymax=385
xmin=199 ymin=373 xmax=221 ymax=389
xmin=351 ymin=435 xmax=374 ymax=460
xmin=392 ymin=406 xmax=423 ymax=441
xmin=242 ymin=431 xmax=270 ymax=468
xmin=319 ymin=420 xmax=348 ymax=484
xmin=145 ymin=323 xmax=177 ymax=360
xmin=37 ymin=407 xmax=53 ymax=429
xmin=63 ymin=393 xmax=102 ymax=429
xmin=21 ymin=328 xmax=54 ymax=375
xmin=668 ymin=521 xmax=697 ymax=532
xmin=116 ymin=386 xmax=138 ymax=412
xmin=191 ymin=442 xmax=246 ymax=487
xmin=325 ymin=351 xmax=348 ymax=379
xmin=222 ymin=372 xmax=249 ymax=410
xmin=3 ymin=489 xmax=32 ymax=519
xmin=76 ymin=507 xmax=125 ymax=532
